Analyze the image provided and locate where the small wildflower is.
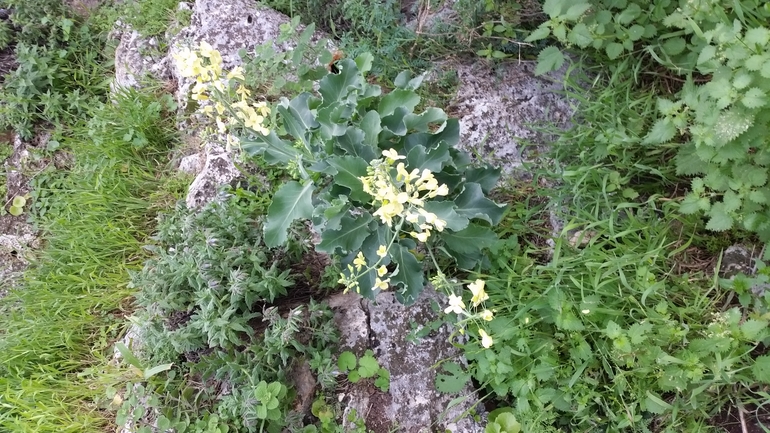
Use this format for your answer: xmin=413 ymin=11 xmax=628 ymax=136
xmin=444 ymin=294 xmax=466 ymax=315
xmin=480 ymin=310 xmax=494 ymax=321
xmin=382 ymin=148 xmax=405 ymax=162
xmin=226 ymin=66 xmax=245 ymax=81
xmin=373 ymin=277 xmax=390 ymax=291
xmin=377 ymin=265 xmax=388 ymax=277
xmin=410 ymin=231 xmax=430 ymax=243
xmin=353 ymin=252 xmax=367 ymax=269
xmin=376 ymin=245 xmax=388 ymax=257
xmin=478 ymin=328 xmax=493 ymax=348
xmin=581 ymin=309 xmax=590 ymax=314
xmin=468 ymin=279 xmax=488 ymax=307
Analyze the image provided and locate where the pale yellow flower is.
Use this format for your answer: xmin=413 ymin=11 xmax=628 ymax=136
xmin=376 ymin=245 xmax=388 ymax=257
xmin=382 ymin=148 xmax=405 ymax=162
xmin=468 ymin=279 xmax=488 ymax=307
xmin=478 ymin=328 xmax=493 ymax=348
xmin=373 ymin=277 xmax=390 ymax=291
xmin=226 ymin=66 xmax=245 ymax=81
xmin=444 ymin=294 xmax=465 ymax=315
xmin=377 ymin=265 xmax=388 ymax=277
xmin=353 ymin=252 xmax=367 ymax=269
xmin=480 ymin=310 xmax=494 ymax=321
xmin=410 ymin=231 xmax=430 ymax=243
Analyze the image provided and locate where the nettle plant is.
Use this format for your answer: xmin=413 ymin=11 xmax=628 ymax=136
xmin=241 ymin=53 xmax=507 ymax=305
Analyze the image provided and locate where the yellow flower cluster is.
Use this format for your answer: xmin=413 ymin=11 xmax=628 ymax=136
xmin=338 ymin=250 xmax=391 ymax=294
xmin=360 ymin=149 xmax=449 ymax=242
xmin=441 ymin=278 xmax=494 ymax=348
xmin=172 ymin=41 xmax=270 ymax=137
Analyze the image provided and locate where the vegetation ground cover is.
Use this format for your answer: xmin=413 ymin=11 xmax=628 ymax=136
xmin=0 ymin=0 xmax=769 ymax=432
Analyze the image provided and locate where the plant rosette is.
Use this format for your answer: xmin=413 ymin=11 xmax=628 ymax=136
xmin=238 ymin=52 xmax=507 ymax=305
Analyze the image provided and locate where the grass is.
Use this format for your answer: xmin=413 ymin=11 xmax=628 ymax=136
xmin=0 ymin=86 xmax=180 ymax=433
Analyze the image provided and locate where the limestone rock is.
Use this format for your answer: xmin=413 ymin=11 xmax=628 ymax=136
xmin=331 ymin=289 xmax=484 ymax=433
xmin=453 ymin=60 xmax=575 ymax=173
xmin=111 ymin=25 xmax=171 ymax=92
xmin=185 ymin=147 xmax=240 ymax=209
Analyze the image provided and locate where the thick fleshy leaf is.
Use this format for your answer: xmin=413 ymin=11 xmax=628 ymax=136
xmin=318 ymin=213 xmax=374 ymax=254
xmin=335 ymin=128 xmax=377 ymax=161
xmin=454 ymin=183 xmax=507 ymax=225
xmin=317 ymin=101 xmax=354 ymax=139
xmin=465 ymin=167 xmax=502 ymax=194
xmin=406 ymin=141 xmax=451 ymax=172
xmin=324 ymin=155 xmax=370 ymax=202
xmin=390 ymin=242 xmax=424 ymax=305
xmin=381 ymin=107 xmax=409 ymax=137
xmin=378 ymin=89 xmax=420 ymax=117
xmin=264 ymin=181 xmax=315 ymax=247
xmin=393 ymin=70 xmax=426 ymax=90
xmin=404 ymin=107 xmax=447 ymax=132
xmin=241 ymin=131 xmax=301 ymax=164
xmin=422 ymin=201 xmax=469 ymax=232
xmin=360 ymin=110 xmax=382 ymax=148
xmin=278 ymin=93 xmax=319 ymax=147
xmin=441 ymin=223 xmax=497 ymax=255
xmin=319 ymin=58 xmax=362 ymax=106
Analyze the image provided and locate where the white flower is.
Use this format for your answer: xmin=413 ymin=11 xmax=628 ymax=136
xmin=376 ymin=245 xmax=388 ymax=257
xmin=478 ymin=328 xmax=493 ymax=348
xmin=480 ymin=310 xmax=494 ymax=321
xmin=468 ymin=279 xmax=488 ymax=307
xmin=444 ymin=294 xmax=466 ymax=315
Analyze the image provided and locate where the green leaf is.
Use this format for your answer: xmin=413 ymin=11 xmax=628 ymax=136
xmin=423 ymin=201 xmax=469 ymax=232
xmin=441 ymin=223 xmax=497 ymax=255
xmin=144 ymin=363 xmax=174 ymax=380
xmin=679 ymin=193 xmax=706 ymax=214
xmin=742 ymin=88 xmax=767 ymax=108
xmin=542 ymin=0 xmax=566 ymax=19
xmin=564 ymin=3 xmax=591 ymax=20
xmin=337 ymin=351 xmax=357 ymax=372
xmin=745 ymin=27 xmax=770 ymax=46
xmin=535 ymin=46 xmax=565 ymax=76
xmin=568 ymin=23 xmax=593 ymax=48
xmin=435 ymin=362 xmax=471 ymax=393
xmin=406 ymin=141 xmax=451 ymax=172
xmin=722 ymin=190 xmax=742 ymax=212
xmin=627 ymin=24 xmax=645 ymax=41
xmin=355 ymin=52 xmax=374 ymax=74
xmin=393 ymin=70 xmax=426 ymax=90
xmin=752 ymin=355 xmax=770 ymax=384
xmin=319 ymin=58 xmax=362 ymax=105
xmin=357 ymin=351 xmax=380 ymax=378
xmin=466 ymin=167 xmax=502 ymax=194
xmin=9 ymin=206 xmax=22 ymax=216
xmin=115 ymin=342 xmax=144 ymax=370
xmin=241 ymin=131 xmax=301 ymax=164
xmin=525 ymin=26 xmax=551 ymax=42
xmin=348 ymin=370 xmax=361 ymax=383
xmin=317 ymin=214 xmax=374 ymax=254
xmin=697 ymin=45 xmax=716 ymax=64
xmin=643 ymin=118 xmax=676 ymax=144
xmin=360 ymin=110 xmax=382 ymax=148
xmin=644 ymin=391 xmax=673 ymax=414
xmin=740 ymin=319 xmax=768 ymax=340
xmin=454 ymin=183 xmax=507 ymax=225
xmin=374 ymin=369 xmax=390 ymax=392
xmin=616 ymin=3 xmax=641 ymax=24
xmin=390 ymin=243 xmax=425 ymax=305
xmin=745 ymin=54 xmax=767 ymax=71
xmin=605 ymin=321 xmax=623 ymax=339
xmin=264 ymin=181 xmax=315 ymax=247
xmin=378 ymin=89 xmax=420 ymax=117
xmin=705 ymin=201 xmax=734 ymax=232
xmin=278 ymin=93 xmax=319 ymax=147
xmin=336 ymin=127 xmax=377 ymax=161
xmin=662 ymin=37 xmax=686 ymax=56
xmin=325 ymin=155 xmax=370 ymax=202
xmin=605 ymin=42 xmax=624 ymax=60
xmin=404 ymin=107 xmax=447 ymax=132
xmin=12 ymin=196 xmax=26 ymax=207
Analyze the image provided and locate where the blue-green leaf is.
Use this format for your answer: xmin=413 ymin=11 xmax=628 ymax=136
xmin=278 ymin=93 xmax=319 ymax=147
xmin=390 ymin=242 xmax=424 ymax=305
xmin=379 ymin=89 xmax=420 ymax=117
xmin=319 ymin=58 xmax=362 ymax=105
xmin=404 ymin=107 xmax=447 ymax=132
xmin=241 ymin=131 xmax=300 ymax=164
xmin=324 ymin=155 xmax=370 ymax=202
xmin=454 ymin=183 xmax=507 ymax=225
xmin=465 ymin=167 xmax=502 ymax=194
xmin=360 ymin=110 xmax=382 ymax=148
xmin=318 ymin=214 xmax=374 ymax=254
xmin=406 ymin=141 xmax=451 ymax=172
xmin=441 ymin=223 xmax=497 ymax=255
xmin=423 ymin=201 xmax=469 ymax=232
xmin=265 ymin=181 xmax=315 ymax=247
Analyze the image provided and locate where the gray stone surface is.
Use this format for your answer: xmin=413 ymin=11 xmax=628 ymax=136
xmin=111 ymin=25 xmax=171 ymax=92
xmin=185 ymin=149 xmax=240 ymax=209
xmin=330 ymin=289 xmax=484 ymax=433
xmin=453 ymin=60 xmax=575 ymax=173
